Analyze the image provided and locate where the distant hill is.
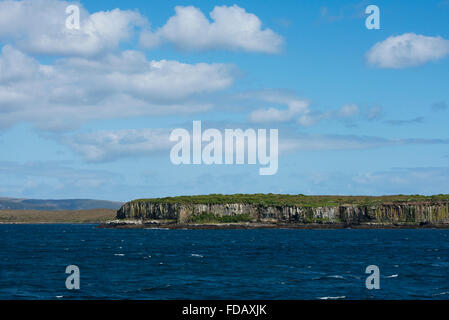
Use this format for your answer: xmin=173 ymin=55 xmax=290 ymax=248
xmin=0 ymin=198 xmax=123 ymax=211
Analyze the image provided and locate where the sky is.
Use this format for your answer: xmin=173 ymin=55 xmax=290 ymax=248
xmin=0 ymin=0 xmax=448 ymax=201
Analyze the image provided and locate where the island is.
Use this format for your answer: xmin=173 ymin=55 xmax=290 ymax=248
xmin=102 ymin=194 xmax=449 ymax=229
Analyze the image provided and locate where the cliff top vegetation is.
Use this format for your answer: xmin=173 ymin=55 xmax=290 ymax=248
xmin=130 ymin=194 xmax=449 ymax=207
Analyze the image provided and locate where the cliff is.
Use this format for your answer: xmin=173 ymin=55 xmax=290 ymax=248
xmin=115 ymin=194 xmax=449 ymax=227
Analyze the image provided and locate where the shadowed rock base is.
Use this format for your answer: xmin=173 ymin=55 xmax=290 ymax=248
xmin=99 ymin=221 xmax=449 ymax=229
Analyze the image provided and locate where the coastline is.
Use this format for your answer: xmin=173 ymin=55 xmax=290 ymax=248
xmin=3 ymin=221 xmax=449 ymax=229
xmin=98 ymin=221 xmax=449 ymax=230
xmin=0 ymin=221 xmax=102 ymax=224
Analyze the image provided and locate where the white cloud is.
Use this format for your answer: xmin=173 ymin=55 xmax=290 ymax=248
xmin=245 ymin=91 xmax=309 ymax=123
xmin=366 ymin=33 xmax=449 ymax=68
xmin=295 ymin=167 xmax=449 ymax=196
xmin=298 ymin=104 xmax=360 ymax=127
xmin=0 ymin=160 xmax=127 ymax=199
xmin=63 ymin=126 xmax=449 ymax=163
xmin=66 ymin=129 xmax=172 ymax=162
xmin=140 ymin=5 xmax=283 ymax=53
xmin=351 ymin=167 xmax=449 ymax=195
xmin=0 ymin=160 xmax=120 ymax=189
xmin=0 ymin=46 xmax=234 ymax=130
xmin=244 ymin=90 xmax=362 ymax=126
xmin=249 ymin=107 xmax=300 ymax=123
xmin=279 ymin=134 xmax=448 ymax=153
xmin=337 ymin=104 xmax=359 ymax=117
xmin=0 ymin=0 xmax=147 ymax=56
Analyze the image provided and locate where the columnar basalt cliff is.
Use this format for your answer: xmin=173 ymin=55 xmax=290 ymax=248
xmin=115 ymin=195 xmax=449 ymax=226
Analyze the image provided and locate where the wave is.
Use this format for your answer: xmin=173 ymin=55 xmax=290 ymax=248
xmin=313 ymin=275 xmax=345 ymax=280
xmin=319 ymin=296 xmax=346 ymax=300
xmin=139 ymin=284 xmax=172 ymax=292
xmin=328 ymin=275 xmax=344 ymax=279
xmin=432 ymin=291 xmax=449 ymax=296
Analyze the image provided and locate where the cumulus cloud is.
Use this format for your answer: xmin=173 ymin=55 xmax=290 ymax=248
xmin=366 ymin=33 xmax=449 ymax=68
xmin=0 ymin=46 xmax=234 ymax=130
xmin=140 ymin=5 xmax=283 ymax=53
xmin=0 ymin=0 xmax=147 ymax=56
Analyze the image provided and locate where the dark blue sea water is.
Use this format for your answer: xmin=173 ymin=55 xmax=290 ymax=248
xmin=1 ymin=224 xmax=449 ymax=300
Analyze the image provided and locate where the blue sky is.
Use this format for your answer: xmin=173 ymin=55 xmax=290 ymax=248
xmin=0 ymin=0 xmax=449 ymax=201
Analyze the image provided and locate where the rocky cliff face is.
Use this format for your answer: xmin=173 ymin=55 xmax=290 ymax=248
xmin=117 ymin=201 xmax=449 ymax=225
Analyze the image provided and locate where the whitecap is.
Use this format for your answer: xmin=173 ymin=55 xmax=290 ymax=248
xmin=312 ymin=275 xmax=345 ymax=281
xmin=386 ymin=274 xmax=398 ymax=278
xmin=114 ymin=253 xmax=125 ymax=256
xmin=433 ymin=291 xmax=449 ymax=296
xmin=56 ymin=296 xmax=63 ymax=299
xmin=328 ymin=275 xmax=344 ymax=279
xmin=191 ymin=254 xmax=204 ymax=258
xmin=319 ymin=296 xmax=346 ymax=300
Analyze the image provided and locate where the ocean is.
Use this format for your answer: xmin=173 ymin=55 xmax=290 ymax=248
xmin=1 ymin=224 xmax=449 ymax=299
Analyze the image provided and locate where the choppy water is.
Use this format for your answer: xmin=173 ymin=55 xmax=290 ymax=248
xmin=1 ymin=224 xmax=449 ymax=299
